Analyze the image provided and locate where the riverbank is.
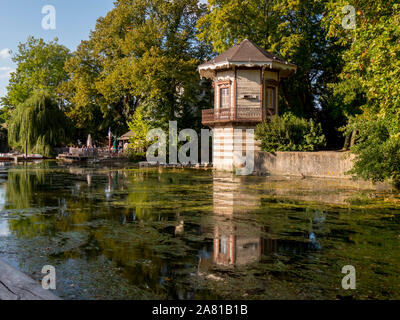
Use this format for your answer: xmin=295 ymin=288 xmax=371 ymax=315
xmin=0 ymin=153 xmax=45 ymax=163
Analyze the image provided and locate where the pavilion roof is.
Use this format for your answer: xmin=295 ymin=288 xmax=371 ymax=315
xmin=198 ymin=39 xmax=297 ymax=79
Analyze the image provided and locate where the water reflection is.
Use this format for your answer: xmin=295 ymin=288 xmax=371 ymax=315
xmin=201 ymin=174 xmax=325 ymax=271
xmin=0 ymin=220 xmax=9 ymax=237
xmin=207 ymin=174 xmax=262 ymax=267
xmin=0 ymin=163 xmax=399 ymax=299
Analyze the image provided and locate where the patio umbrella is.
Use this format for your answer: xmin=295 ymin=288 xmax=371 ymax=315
xmin=87 ymin=134 xmax=92 ymax=148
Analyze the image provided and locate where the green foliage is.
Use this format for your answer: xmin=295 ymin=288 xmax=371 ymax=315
xmin=0 ymin=106 xmax=10 ymax=124
xmin=126 ymin=107 xmax=154 ymax=161
xmin=255 ymin=113 xmax=326 ymax=152
xmin=0 ymin=37 xmax=71 ymax=109
xmin=323 ymin=2 xmax=400 ymax=117
xmin=323 ymin=2 xmax=400 ymax=186
xmin=344 ymin=116 xmax=400 ymax=188
xmin=8 ymin=91 xmax=70 ymax=156
xmin=125 ymin=148 xmax=147 ymax=162
xmin=61 ymin=0 xmax=212 ymax=137
xmin=197 ymin=0 xmax=346 ymax=145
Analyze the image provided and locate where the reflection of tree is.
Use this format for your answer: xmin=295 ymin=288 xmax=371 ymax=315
xmin=124 ymin=169 xmax=208 ymax=221
xmin=5 ymin=163 xmax=94 ymax=237
xmin=6 ymin=168 xmax=46 ymax=209
xmin=6 ymin=165 xmax=400 ymax=299
xmin=4 ymin=166 xmax=200 ymax=298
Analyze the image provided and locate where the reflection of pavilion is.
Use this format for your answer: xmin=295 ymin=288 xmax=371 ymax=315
xmin=213 ymin=223 xmax=261 ymax=266
xmin=200 ymin=173 xmax=319 ymax=273
xmin=208 ymin=173 xmax=262 ymax=267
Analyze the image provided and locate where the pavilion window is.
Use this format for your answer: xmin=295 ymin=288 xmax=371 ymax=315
xmin=219 ymin=87 xmax=230 ymax=109
xmin=219 ymin=236 xmax=228 ymax=254
xmin=266 ymin=86 xmax=276 ymax=113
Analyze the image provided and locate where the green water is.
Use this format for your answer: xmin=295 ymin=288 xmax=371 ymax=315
xmin=0 ymin=161 xmax=399 ymax=300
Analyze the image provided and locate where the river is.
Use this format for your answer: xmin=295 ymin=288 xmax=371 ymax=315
xmin=0 ymin=161 xmax=399 ymax=299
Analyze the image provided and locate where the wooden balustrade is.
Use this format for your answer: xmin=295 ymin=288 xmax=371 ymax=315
xmin=217 ymin=108 xmax=231 ymax=119
xmin=202 ymin=109 xmax=214 ymax=123
xmin=202 ymin=107 xmax=263 ymax=124
xmin=236 ymin=107 xmax=262 ymax=121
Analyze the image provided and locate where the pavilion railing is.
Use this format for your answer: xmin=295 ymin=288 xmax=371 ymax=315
xmin=202 ymin=107 xmax=263 ymax=124
xmin=202 ymin=109 xmax=215 ymax=123
xmin=236 ymin=107 xmax=262 ymax=121
xmin=217 ymin=108 xmax=231 ymax=120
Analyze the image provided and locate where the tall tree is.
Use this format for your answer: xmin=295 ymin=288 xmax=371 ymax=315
xmin=323 ymin=1 xmax=400 ymax=185
xmin=0 ymin=37 xmax=71 ymax=110
xmin=197 ymin=0 xmax=346 ymax=147
xmin=61 ymin=0 xmax=212 ymax=138
xmin=8 ymin=91 xmax=70 ymax=157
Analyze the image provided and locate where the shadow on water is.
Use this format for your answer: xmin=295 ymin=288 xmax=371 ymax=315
xmin=0 ymin=161 xmax=399 ymax=299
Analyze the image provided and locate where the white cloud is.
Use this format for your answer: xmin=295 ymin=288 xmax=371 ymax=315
xmin=0 ymin=66 xmax=15 ymax=79
xmin=0 ymin=48 xmax=11 ymax=59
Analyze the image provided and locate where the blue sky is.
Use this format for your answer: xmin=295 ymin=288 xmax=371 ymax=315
xmin=0 ymin=0 xmax=115 ymax=98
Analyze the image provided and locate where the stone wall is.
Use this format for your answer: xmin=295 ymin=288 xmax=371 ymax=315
xmin=212 ymin=125 xmax=260 ymax=171
xmin=254 ymin=151 xmax=354 ymax=179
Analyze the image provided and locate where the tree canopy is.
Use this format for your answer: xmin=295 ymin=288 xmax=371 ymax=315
xmin=0 ymin=36 xmax=71 ymax=109
xmin=1 ymin=0 xmax=399 ymax=185
xmin=8 ymin=91 xmax=70 ymax=156
xmin=61 ymin=0 xmax=212 ymax=139
xmin=322 ymin=1 xmax=400 ymax=185
xmin=198 ymin=0 xmax=400 ymax=185
xmin=197 ymin=0 xmax=347 ymax=147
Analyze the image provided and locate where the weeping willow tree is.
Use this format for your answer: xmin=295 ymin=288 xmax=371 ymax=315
xmin=8 ymin=91 xmax=70 ymax=156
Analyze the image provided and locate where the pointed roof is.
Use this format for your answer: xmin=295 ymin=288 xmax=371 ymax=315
xmin=198 ymin=39 xmax=297 ymax=79
xmin=118 ymin=130 xmax=134 ymax=141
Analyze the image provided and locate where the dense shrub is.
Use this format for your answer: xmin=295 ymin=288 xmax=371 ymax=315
xmin=255 ymin=113 xmax=326 ymax=152
xmin=126 ymin=107 xmax=154 ymax=162
xmin=125 ymin=148 xmax=147 ymax=162
xmin=344 ymin=116 xmax=400 ymax=188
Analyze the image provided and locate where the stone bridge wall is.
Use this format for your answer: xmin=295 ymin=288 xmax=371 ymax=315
xmin=254 ymin=151 xmax=354 ymax=179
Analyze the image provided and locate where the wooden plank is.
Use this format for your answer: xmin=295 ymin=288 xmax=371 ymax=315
xmin=0 ymin=259 xmax=61 ymax=300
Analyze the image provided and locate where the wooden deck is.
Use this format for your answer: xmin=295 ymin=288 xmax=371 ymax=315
xmin=0 ymin=155 xmax=44 ymax=163
xmin=56 ymin=154 xmax=89 ymax=163
xmin=0 ymin=259 xmax=60 ymax=300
